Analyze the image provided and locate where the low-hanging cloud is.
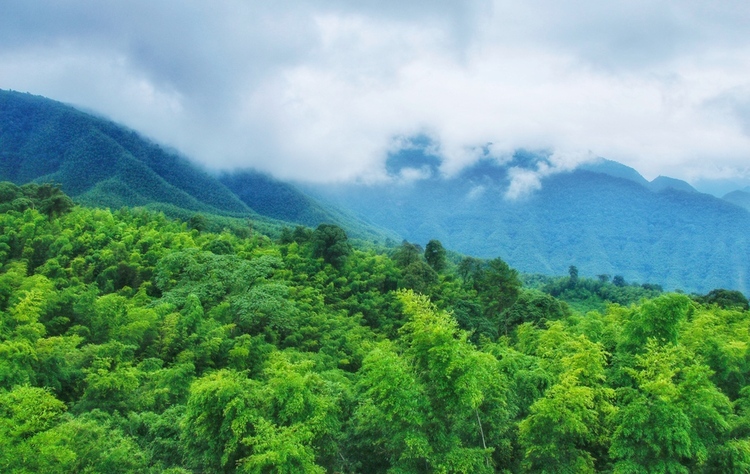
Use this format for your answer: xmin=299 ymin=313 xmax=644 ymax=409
xmin=505 ymin=150 xmax=596 ymax=200
xmin=2 ymin=0 xmax=750 ymax=186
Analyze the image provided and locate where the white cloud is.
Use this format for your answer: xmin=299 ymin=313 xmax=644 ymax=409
xmin=467 ymin=185 xmax=487 ymax=200
xmin=504 ymin=150 xmax=596 ymax=199
xmin=505 ymin=167 xmax=543 ymax=200
xmin=1 ymin=1 xmax=750 ymax=185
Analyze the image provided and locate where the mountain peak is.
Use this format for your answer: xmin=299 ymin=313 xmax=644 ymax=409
xmin=649 ymin=176 xmax=697 ymax=193
xmin=577 ymin=158 xmax=649 ymax=187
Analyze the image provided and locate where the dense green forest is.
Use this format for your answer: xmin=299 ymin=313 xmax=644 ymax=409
xmin=2 ymin=182 xmax=750 ymax=473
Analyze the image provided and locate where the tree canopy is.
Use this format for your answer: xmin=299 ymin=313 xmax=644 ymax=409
xmin=1 ymin=187 xmax=749 ymax=473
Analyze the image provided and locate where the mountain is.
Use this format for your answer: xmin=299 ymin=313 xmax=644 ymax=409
xmin=579 ymin=158 xmax=650 ymax=186
xmin=724 ymin=188 xmax=750 ymax=212
xmin=692 ymin=178 xmax=750 ymax=197
xmin=649 ymin=175 xmax=697 ymax=193
xmin=4 ymin=89 xmax=749 ymax=293
xmin=0 ymin=89 xmax=393 ymax=241
xmin=0 ymin=90 xmax=254 ymax=216
xmin=218 ymin=169 xmax=398 ymax=241
xmin=580 ymin=161 xmax=698 ymax=194
xmin=307 ymin=151 xmax=750 ymax=294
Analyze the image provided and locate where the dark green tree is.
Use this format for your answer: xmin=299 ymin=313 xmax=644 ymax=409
xmin=501 ymin=289 xmax=569 ymax=334
xmin=457 ymin=256 xmax=483 ymax=283
xmin=569 ymin=265 xmax=579 ymax=285
xmin=697 ymin=289 xmax=749 ymax=311
xmin=424 ymin=239 xmax=447 ymax=272
xmin=311 ymin=224 xmax=351 ymax=269
xmin=187 ymin=214 xmax=207 ymax=232
xmin=391 ymin=241 xmax=423 ymax=268
xmin=474 ymin=257 xmax=522 ymax=330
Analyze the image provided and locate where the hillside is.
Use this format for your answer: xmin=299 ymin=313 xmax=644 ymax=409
xmin=218 ymin=169 xmax=396 ymax=242
xmin=307 ymin=152 xmax=750 ymax=294
xmin=649 ymin=175 xmax=697 ymax=193
xmin=0 ymin=89 xmax=393 ymax=241
xmin=0 ymin=90 xmax=251 ymax=216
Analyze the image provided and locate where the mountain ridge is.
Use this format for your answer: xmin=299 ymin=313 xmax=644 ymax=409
xmin=0 ymin=89 xmax=395 ymax=242
xmin=305 ymin=155 xmax=750 ymax=293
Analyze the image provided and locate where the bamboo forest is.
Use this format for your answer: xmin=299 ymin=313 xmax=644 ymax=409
xmin=2 ymin=182 xmax=750 ymax=473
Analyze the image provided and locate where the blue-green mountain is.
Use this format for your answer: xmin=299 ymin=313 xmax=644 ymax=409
xmin=305 ymin=151 xmax=750 ymax=294
xmin=724 ymin=188 xmax=750 ymax=212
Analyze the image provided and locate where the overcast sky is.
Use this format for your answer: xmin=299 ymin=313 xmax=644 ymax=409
xmin=2 ymin=1 xmax=750 ymax=189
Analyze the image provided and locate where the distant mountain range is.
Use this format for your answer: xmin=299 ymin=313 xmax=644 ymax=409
xmin=305 ymin=153 xmax=750 ymax=294
xmin=1 ymin=89 xmax=749 ymax=294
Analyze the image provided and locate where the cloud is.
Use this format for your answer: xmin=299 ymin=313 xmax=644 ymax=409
xmin=504 ymin=150 xmax=596 ymax=200
xmin=467 ymin=185 xmax=487 ymax=200
xmin=505 ymin=168 xmax=543 ymax=200
xmin=1 ymin=1 xmax=750 ymax=185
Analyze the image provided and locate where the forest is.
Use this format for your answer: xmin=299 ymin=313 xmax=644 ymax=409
xmin=2 ymin=181 xmax=750 ymax=473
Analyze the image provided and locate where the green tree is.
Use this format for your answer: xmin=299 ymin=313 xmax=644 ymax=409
xmin=610 ymin=341 xmax=732 ymax=473
xmin=619 ymin=294 xmax=693 ymax=353
xmin=354 ymin=291 xmax=511 ymax=473
xmin=181 ymin=369 xmax=259 ymax=472
xmin=424 ymin=239 xmax=447 ymax=272
xmin=187 ymin=214 xmax=208 ymax=232
xmin=311 ymin=224 xmax=351 ymax=269
xmin=183 ymin=354 xmax=342 ymax=474
xmin=392 ymin=240 xmax=423 ymax=268
xmin=569 ymin=265 xmax=579 ymax=285
xmin=501 ymin=289 xmax=569 ymax=334
xmin=696 ymin=289 xmax=749 ymax=311
xmin=519 ymin=323 xmax=615 ymax=473
xmin=474 ymin=257 xmax=521 ymax=331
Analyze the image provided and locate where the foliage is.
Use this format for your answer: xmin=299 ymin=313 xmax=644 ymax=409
xmin=694 ymin=289 xmax=750 ymax=311
xmin=424 ymin=239 xmax=447 ymax=272
xmin=311 ymin=223 xmax=352 ymax=270
xmin=0 ymin=186 xmax=749 ymax=473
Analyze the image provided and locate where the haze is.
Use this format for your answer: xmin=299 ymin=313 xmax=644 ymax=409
xmin=2 ymin=1 xmax=749 ymax=190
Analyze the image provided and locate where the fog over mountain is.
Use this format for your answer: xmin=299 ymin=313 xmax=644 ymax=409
xmin=3 ymin=89 xmax=750 ymax=294
xmin=2 ymin=1 xmax=750 ymax=187
xmin=304 ymin=146 xmax=750 ymax=294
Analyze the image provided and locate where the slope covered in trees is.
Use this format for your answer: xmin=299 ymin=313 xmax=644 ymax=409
xmin=0 ymin=89 xmax=393 ymax=243
xmin=0 ymin=90 xmax=249 ymax=216
xmin=2 ymin=185 xmax=750 ymax=473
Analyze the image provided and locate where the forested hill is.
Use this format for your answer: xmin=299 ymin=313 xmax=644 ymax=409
xmin=217 ymin=169 xmax=376 ymax=231
xmin=0 ymin=89 xmax=392 ymax=242
xmin=0 ymin=90 xmax=250 ymax=216
xmin=306 ymin=154 xmax=750 ymax=294
xmin=2 ymin=187 xmax=750 ymax=473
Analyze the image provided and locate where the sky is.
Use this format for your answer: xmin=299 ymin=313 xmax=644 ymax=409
xmin=2 ymin=1 xmax=750 ymax=191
